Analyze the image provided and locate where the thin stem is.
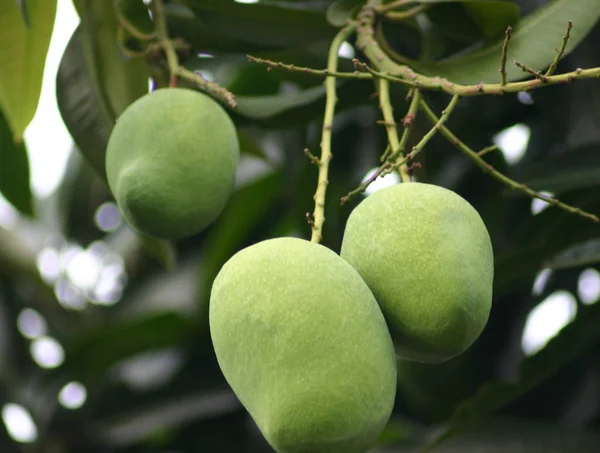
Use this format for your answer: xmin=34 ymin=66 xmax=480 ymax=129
xmin=249 ymin=53 xmax=600 ymax=97
xmin=395 ymin=94 xmax=460 ymax=172
xmin=153 ymin=0 xmax=237 ymax=107
xmin=377 ymin=0 xmax=419 ymax=14
xmin=546 ymin=20 xmax=573 ymax=77
xmin=310 ymin=23 xmax=358 ymax=243
xmin=340 ymin=89 xmax=423 ymax=204
xmin=500 ymin=26 xmax=512 ymax=86
xmin=419 ymin=99 xmax=599 ymax=223
xmin=384 ymin=4 xmax=429 ymax=21
xmin=394 ymin=88 xmax=421 ymax=161
xmin=247 ymin=55 xmax=372 ymax=80
xmin=378 ymin=78 xmax=410 ymax=182
xmin=355 ymin=7 xmax=600 ymax=96
xmin=514 ymin=60 xmax=549 ymax=82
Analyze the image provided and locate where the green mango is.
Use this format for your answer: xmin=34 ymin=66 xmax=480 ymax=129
xmin=105 ymin=87 xmax=239 ymax=239
xmin=209 ymin=237 xmax=397 ymax=453
xmin=340 ymin=182 xmax=494 ymax=364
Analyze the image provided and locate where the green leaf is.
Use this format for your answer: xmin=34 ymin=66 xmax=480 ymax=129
xmin=0 ymin=0 xmax=56 ymax=140
xmin=197 ymin=172 xmax=284 ymax=306
xmin=426 ymin=300 xmax=600 ymax=450
xmin=415 ymin=0 xmax=600 ymax=84
xmin=424 ymin=1 xmax=520 ymax=42
xmin=58 ymin=0 xmax=149 ymax=180
xmin=172 ymin=0 xmax=337 ymax=49
xmin=462 ymin=1 xmax=520 ymax=40
xmin=138 ymin=235 xmax=177 ymax=271
xmin=237 ymin=130 xmax=271 ymax=161
xmin=0 ymin=110 xmax=33 ymax=216
xmin=75 ymin=0 xmax=150 ymax=123
xmin=326 ymin=0 xmax=363 ymax=26
xmin=235 ymin=85 xmax=327 ymax=120
xmin=17 ymin=0 xmax=30 ymax=26
xmin=544 ymin=238 xmax=600 ymax=270
xmin=60 ymin=312 xmax=194 ymax=382
xmin=516 ymin=143 xmax=600 ymax=194
xmin=114 ymin=0 xmax=155 ymax=39
xmin=56 ymin=26 xmax=113 ymax=181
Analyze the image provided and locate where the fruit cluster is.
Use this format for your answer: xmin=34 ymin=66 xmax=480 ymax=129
xmin=105 ymin=88 xmax=494 ymax=453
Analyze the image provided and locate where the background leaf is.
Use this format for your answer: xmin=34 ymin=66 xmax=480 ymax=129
xmin=415 ymin=0 xmax=600 ymax=83
xmin=0 ymin=110 xmax=33 ymax=216
xmin=0 ymin=0 xmax=57 ymax=140
xmin=426 ymin=300 xmax=600 ymax=449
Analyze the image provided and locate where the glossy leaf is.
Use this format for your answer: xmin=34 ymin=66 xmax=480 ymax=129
xmin=544 ymin=238 xmax=600 ymax=270
xmin=423 ymin=0 xmax=520 ymax=41
xmin=235 ymin=85 xmax=327 ymax=120
xmin=415 ymin=0 xmax=600 ymax=84
xmin=426 ymin=300 xmax=600 ymax=450
xmin=0 ymin=110 xmax=33 ymax=216
xmin=0 ymin=0 xmax=56 ymax=140
xmin=463 ymin=1 xmax=521 ymax=40
xmin=56 ymin=26 xmax=113 ymax=180
xmin=58 ymin=0 xmax=149 ymax=180
xmin=326 ymin=0 xmax=363 ymax=26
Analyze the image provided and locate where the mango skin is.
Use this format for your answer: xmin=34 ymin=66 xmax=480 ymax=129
xmin=209 ymin=237 xmax=397 ymax=453
xmin=340 ymin=182 xmax=494 ymax=364
xmin=105 ymin=87 xmax=239 ymax=239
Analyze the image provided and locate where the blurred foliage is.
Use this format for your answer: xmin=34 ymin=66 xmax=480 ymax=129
xmin=0 ymin=0 xmax=600 ymax=452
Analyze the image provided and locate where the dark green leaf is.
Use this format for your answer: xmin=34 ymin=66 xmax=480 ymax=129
xmin=198 ymin=172 xmax=284 ymax=305
xmin=544 ymin=237 xmax=600 ymax=270
xmin=0 ymin=0 xmax=56 ymax=140
xmin=426 ymin=300 xmax=600 ymax=450
xmin=92 ymin=388 xmax=240 ymax=447
xmin=237 ymin=130 xmax=271 ymax=161
xmin=516 ymin=143 xmax=600 ymax=194
xmin=463 ymin=1 xmax=520 ymax=40
xmin=16 ymin=0 xmax=30 ymax=26
xmin=0 ymin=110 xmax=33 ymax=216
xmin=415 ymin=0 xmax=600 ymax=84
xmin=235 ymin=85 xmax=327 ymax=120
xmin=326 ymin=0 xmax=363 ymax=26
xmin=138 ymin=235 xmax=177 ymax=271
xmin=60 ymin=312 xmax=194 ymax=382
xmin=56 ymin=26 xmax=113 ymax=180
xmin=114 ymin=0 xmax=155 ymax=39
xmin=172 ymin=0 xmax=337 ymax=49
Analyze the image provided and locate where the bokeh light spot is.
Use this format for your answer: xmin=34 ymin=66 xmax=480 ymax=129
xmin=578 ymin=268 xmax=600 ymax=305
xmin=30 ymin=336 xmax=65 ymax=369
xmin=522 ymin=290 xmax=577 ymax=356
xmin=2 ymin=404 xmax=38 ymax=443
xmin=94 ymin=202 xmax=122 ymax=232
xmin=58 ymin=382 xmax=87 ymax=410
xmin=17 ymin=309 xmax=47 ymax=340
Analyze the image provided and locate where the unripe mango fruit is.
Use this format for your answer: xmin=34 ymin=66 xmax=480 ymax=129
xmin=209 ymin=237 xmax=397 ymax=453
xmin=105 ymin=87 xmax=239 ymax=239
xmin=340 ymin=182 xmax=494 ymax=364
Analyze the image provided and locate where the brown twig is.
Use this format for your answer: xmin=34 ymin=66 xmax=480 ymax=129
xmin=419 ymin=98 xmax=599 ymax=223
xmin=500 ymin=26 xmax=512 ymax=86
xmin=546 ymin=20 xmax=573 ymax=77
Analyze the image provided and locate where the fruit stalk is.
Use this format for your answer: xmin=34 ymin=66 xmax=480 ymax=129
xmin=152 ymin=0 xmax=237 ymax=107
xmin=310 ymin=22 xmax=357 ymax=243
xmin=377 ymin=78 xmax=411 ymax=182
